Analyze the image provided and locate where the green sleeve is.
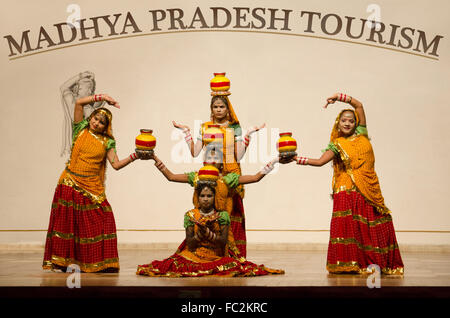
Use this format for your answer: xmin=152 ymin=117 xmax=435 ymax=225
xmin=222 ymin=172 xmax=240 ymax=189
xmin=355 ymin=125 xmax=368 ymax=136
xmin=72 ymin=119 xmax=89 ymax=143
xmin=186 ymin=171 xmax=197 ymax=187
xmin=231 ymin=124 xmax=242 ymax=139
xmin=106 ymin=139 xmax=116 ymax=151
xmin=184 ymin=212 xmax=195 ymax=229
xmin=218 ymin=211 xmax=231 ymax=226
xmin=323 ymin=142 xmax=339 ymax=155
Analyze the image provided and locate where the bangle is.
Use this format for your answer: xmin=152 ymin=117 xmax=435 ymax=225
xmin=129 ymin=153 xmax=137 ymax=161
xmin=184 ymin=132 xmax=192 ymax=143
xmin=244 ymin=135 xmax=251 ymax=148
xmin=338 ymin=93 xmax=351 ymax=103
xmin=260 ymin=162 xmax=274 ymax=174
xmin=297 ymin=157 xmax=308 ymax=165
xmin=94 ymin=94 xmax=103 ymax=102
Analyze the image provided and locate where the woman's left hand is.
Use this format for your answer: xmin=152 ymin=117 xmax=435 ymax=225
xmin=102 ymin=94 xmax=120 ymax=109
xmin=247 ymin=123 xmax=266 ymax=136
xmin=324 ymin=93 xmax=339 ymax=108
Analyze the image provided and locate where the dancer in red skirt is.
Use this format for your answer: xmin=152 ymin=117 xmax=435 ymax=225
xmin=137 ymin=183 xmax=284 ymax=277
xmin=289 ymin=93 xmax=404 ymax=275
xmin=43 ymin=94 xmax=139 ymax=273
xmin=172 ymin=73 xmax=265 ymax=258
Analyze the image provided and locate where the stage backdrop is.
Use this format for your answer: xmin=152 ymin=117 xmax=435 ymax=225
xmin=1 ymin=0 xmax=449 ymax=248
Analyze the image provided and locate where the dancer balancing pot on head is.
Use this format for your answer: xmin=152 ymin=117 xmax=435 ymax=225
xmin=43 ymin=94 xmax=141 ymax=273
xmin=172 ymin=73 xmax=265 ymax=257
xmin=136 ymin=182 xmax=284 ymax=277
xmin=288 ymin=93 xmax=404 ymax=275
xmin=147 ymin=142 xmax=279 ymax=261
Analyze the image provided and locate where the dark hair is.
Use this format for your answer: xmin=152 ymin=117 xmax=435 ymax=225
xmin=210 ymin=95 xmax=229 ymax=110
xmin=196 ymin=183 xmax=216 ymax=196
xmin=339 ymin=109 xmax=356 ymax=120
xmin=88 ymin=108 xmax=114 ymax=140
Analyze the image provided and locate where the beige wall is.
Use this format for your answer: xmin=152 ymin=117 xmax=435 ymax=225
xmin=1 ymin=0 xmax=449 ymax=246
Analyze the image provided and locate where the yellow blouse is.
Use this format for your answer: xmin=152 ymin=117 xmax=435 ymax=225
xmin=200 ymin=121 xmax=244 ymax=198
xmin=179 ymin=209 xmax=230 ymax=263
xmin=58 ymin=120 xmax=115 ymax=204
xmin=330 ymin=129 xmax=390 ymax=214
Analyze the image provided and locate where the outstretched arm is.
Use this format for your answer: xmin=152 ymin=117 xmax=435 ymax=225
xmin=236 ymin=123 xmax=266 ymax=161
xmin=238 ymin=157 xmax=279 ymax=185
xmin=107 ymin=149 xmax=138 ymax=170
xmin=173 ymin=121 xmax=203 ymax=157
xmin=294 ymin=150 xmax=335 ymax=167
xmin=324 ymin=93 xmax=366 ymax=126
xmin=152 ymin=155 xmax=189 ymax=183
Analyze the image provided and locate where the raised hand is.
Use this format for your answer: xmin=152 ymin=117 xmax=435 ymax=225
xmin=101 ymin=94 xmax=120 ymax=109
xmin=172 ymin=121 xmax=190 ymax=131
xmin=324 ymin=93 xmax=339 ymax=108
xmin=247 ymin=123 xmax=266 ymax=135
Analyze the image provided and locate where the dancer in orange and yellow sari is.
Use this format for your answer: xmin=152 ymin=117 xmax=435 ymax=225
xmin=43 ymin=94 xmax=140 ymax=273
xmin=172 ymin=73 xmax=264 ymax=257
xmin=147 ymin=143 xmax=279 ymax=262
xmin=290 ymin=93 xmax=404 ymax=275
xmin=137 ymin=183 xmax=283 ymax=277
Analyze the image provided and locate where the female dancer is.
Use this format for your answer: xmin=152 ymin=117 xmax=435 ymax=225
xmin=292 ymin=93 xmax=404 ymax=275
xmin=150 ymin=143 xmax=278 ymax=258
xmin=173 ymin=83 xmax=264 ymax=257
xmin=43 ymin=94 xmax=140 ymax=273
xmin=137 ymin=183 xmax=283 ymax=277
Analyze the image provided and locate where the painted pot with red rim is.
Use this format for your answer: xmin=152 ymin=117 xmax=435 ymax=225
xmin=277 ymin=132 xmax=298 ymax=159
xmin=210 ymin=72 xmax=231 ymax=96
xmin=203 ymin=124 xmax=224 ymax=145
xmin=198 ymin=164 xmax=220 ymax=182
xmin=135 ymin=129 xmax=156 ymax=159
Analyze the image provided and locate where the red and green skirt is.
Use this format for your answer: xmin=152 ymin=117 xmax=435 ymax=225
xmin=327 ymin=191 xmax=404 ymax=275
xmin=136 ymin=241 xmax=284 ymax=277
xmin=42 ymin=184 xmax=119 ymax=272
xmin=230 ymin=194 xmax=246 ymax=257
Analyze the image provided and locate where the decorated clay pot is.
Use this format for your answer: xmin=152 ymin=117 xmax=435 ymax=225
xmin=203 ymin=124 xmax=224 ymax=145
xmin=210 ymin=72 xmax=231 ymax=95
xmin=135 ymin=129 xmax=156 ymax=159
xmin=277 ymin=132 xmax=298 ymax=159
xmin=198 ymin=164 xmax=220 ymax=182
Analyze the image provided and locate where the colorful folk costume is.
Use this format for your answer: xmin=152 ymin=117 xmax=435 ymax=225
xmin=325 ymin=110 xmax=404 ymax=275
xmin=43 ymin=109 xmax=119 ymax=272
xmin=197 ymin=73 xmax=247 ymax=256
xmin=136 ymin=208 xmax=284 ymax=277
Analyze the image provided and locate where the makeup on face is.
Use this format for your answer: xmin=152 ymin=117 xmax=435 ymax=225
xmin=211 ymin=99 xmax=228 ymax=121
xmin=338 ymin=111 xmax=356 ymax=136
xmin=199 ymin=187 xmax=215 ymax=211
xmin=89 ymin=113 xmax=107 ymax=133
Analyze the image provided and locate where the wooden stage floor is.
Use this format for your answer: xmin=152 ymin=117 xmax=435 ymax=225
xmin=1 ymin=247 xmax=450 ymax=313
